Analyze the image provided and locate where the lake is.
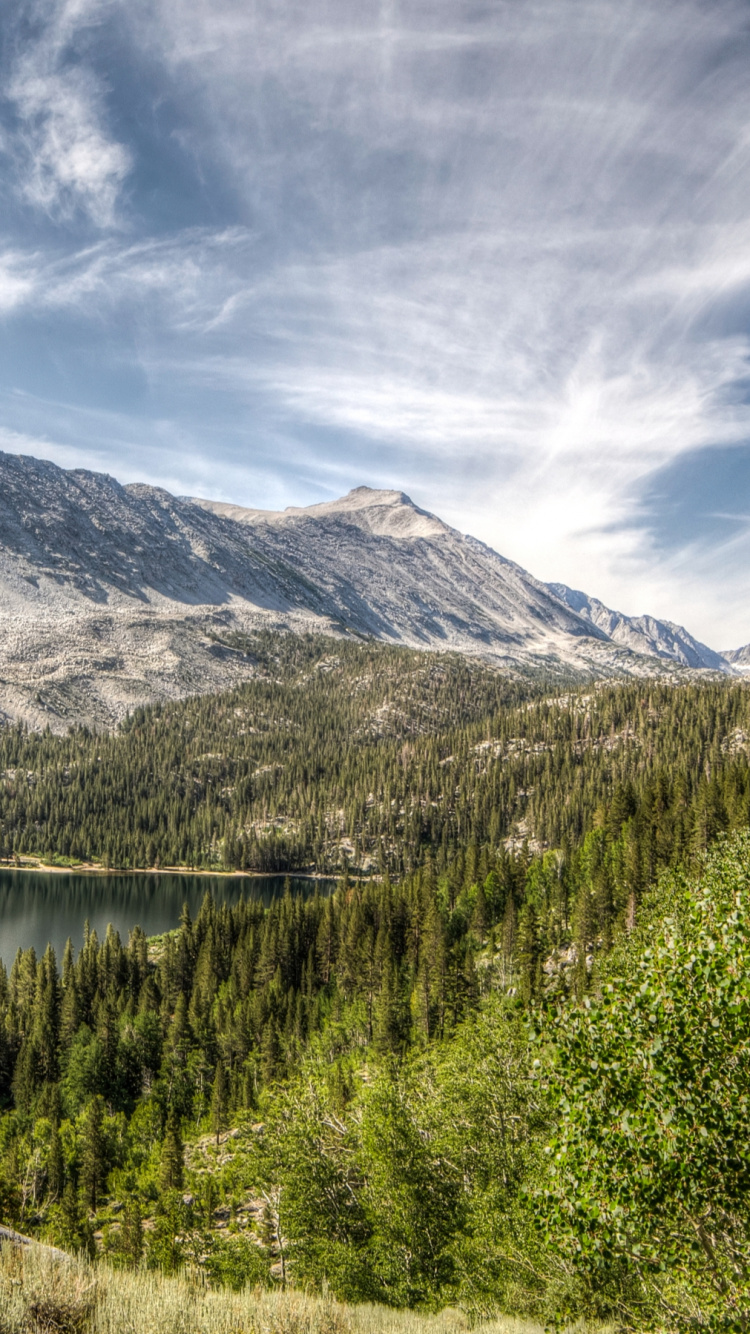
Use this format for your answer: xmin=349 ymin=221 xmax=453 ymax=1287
xmin=0 ymin=869 xmax=335 ymax=968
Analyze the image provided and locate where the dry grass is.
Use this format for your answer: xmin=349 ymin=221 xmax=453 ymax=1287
xmin=0 ymin=1244 xmax=608 ymax=1334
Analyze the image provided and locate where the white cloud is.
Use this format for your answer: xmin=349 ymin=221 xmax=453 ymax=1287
xmin=4 ymin=0 xmax=750 ymax=646
xmin=0 ymin=251 xmax=40 ymax=312
xmin=9 ymin=0 xmax=131 ymax=226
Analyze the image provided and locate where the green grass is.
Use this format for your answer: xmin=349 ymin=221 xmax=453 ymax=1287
xmin=0 ymin=1245 xmax=613 ymax=1334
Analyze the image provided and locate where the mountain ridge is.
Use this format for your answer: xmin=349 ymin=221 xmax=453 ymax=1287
xmin=547 ymin=583 xmax=729 ymax=672
xmin=0 ymin=451 xmax=741 ymax=730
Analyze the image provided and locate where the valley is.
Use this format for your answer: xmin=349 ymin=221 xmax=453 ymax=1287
xmin=2 ymin=460 xmax=750 ymax=1330
xmin=0 ymin=630 xmax=749 ymax=1327
xmin=2 ymin=0 xmax=747 ymax=1325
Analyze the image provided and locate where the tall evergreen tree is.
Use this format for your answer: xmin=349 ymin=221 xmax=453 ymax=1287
xmin=210 ymin=1060 xmax=228 ymax=1145
xmin=79 ymin=1095 xmax=105 ymax=1213
xmin=160 ymin=1110 xmax=184 ymax=1192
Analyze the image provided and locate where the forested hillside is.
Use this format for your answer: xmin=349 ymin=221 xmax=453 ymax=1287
xmin=1 ymin=633 xmax=748 ymax=888
xmin=2 ymin=638 xmax=750 ymax=1329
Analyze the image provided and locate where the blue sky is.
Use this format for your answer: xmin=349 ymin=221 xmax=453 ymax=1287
xmin=2 ymin=0 xmax=750 ymax=647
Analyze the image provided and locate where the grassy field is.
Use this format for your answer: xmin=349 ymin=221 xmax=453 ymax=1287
xmin=0 ymin=1245 xmax=612 ymax=1334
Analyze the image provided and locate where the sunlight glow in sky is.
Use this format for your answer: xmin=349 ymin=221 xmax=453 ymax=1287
xmin=2 ymin=0 xmax=750 ymax=647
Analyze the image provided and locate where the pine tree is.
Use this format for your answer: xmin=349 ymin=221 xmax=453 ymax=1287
xmin=160 ymin=1109 xmax=184 ymax=1192
xmin=516 ymin=901 xmax=541 ymax=1006
xmin=121 ymin=1194 xmax=144 ymax=1267
xmin=47 ymin=1127 xmax=65 ymax=1200
xmin=210 ymin=1059 xmax=228 ymax=1145
xmin=500 ymin=893 xmax=517 ymax=986
xmin=59 ymin=1180 xmax=96 ymax=1257
xmin=80 ymin=1094 xmax=105 ymax=1213
xmin=373 ymin=952 xmax=402 ymax=1054
xmin=471 ymin=882 xmax=487 ymax=945
xmin=260 ymin=1021 xmax=281 ymax=1085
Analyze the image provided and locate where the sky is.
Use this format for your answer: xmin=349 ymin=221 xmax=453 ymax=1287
xmin=2 ymin=0 xmax=750 ymax=648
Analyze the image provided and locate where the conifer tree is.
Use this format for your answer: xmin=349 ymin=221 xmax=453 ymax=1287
xmin=260 ymin=1021 xmax=281 ymax=1085
xmin=471 ymin=881 xmax=487 ymax=944
xmin=47 ymin=1126 xmax=64 ymax=1200
xmin=516 ymin=901 xmax=541 ymax=1005
xmin=373 ymin=952 xmax=402 ymax=1054
xmin=80 ymin=1094 xmax=105 ymax=1213
xmin=121 ymin=1194 xmax=144 ymax=1267
xmin=160 ymin=1109 xmax=184 ymax=1192
xmin=210 ymin=1060 xmax=228 ymax=1145
xmin=500 ymin=893 xmax=517 ymax=986
xmin=59 ymin=1180 xmax=95 ymax=1257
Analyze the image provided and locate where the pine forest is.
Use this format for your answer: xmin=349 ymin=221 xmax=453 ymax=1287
xmin=2 ymin=634 xmax=750 ymax=1330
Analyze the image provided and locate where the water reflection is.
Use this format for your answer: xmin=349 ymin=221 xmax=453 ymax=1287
xmin=0 ymin=870 xmax=333 ymax=966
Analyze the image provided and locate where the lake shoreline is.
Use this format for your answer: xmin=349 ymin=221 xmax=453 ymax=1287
xmin=0 ymin=868 xmax=338 ymax=964
xmin=0 ymin=857 xmax=335 ymax=880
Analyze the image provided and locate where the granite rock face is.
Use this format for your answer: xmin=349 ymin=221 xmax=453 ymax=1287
xmin=0 ymin=453 xmax=732 ymax=730
xmin=720 ymin=644 xmax=750 ymax=671
xmin=547 ymin=584 xmax=727 ymax=671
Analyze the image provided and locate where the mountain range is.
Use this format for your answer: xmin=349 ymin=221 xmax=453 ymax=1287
xmin=0 ymin=450 xmax=744 ymax=729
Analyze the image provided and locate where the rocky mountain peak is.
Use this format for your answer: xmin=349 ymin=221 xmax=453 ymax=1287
xmin=0 ymin=450 xmax=741 ymax=731
xmin=193 ymin=485 xmax=449 ymax=541
xmin=288 ymin=486 xmax=450 ymax=540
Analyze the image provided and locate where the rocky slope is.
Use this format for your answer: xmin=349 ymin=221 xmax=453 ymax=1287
xmin=0 ymin=451 xmax=734 ymax=729
xmin=547 ymin=584 xmax=727 ymax=671
xmin=721 ymin=644 xmax=750 ymax=671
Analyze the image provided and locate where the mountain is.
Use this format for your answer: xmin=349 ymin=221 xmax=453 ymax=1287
xmin=547 ymin=584 xmax=728 ymax=672
xmin=720 ymin=644 xmax=750 ymax=672
xmin=0 ymin=451 xmax=733 ymax=730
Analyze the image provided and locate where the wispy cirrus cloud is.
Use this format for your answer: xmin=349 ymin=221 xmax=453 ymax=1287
xmin=7 ymin=0 xmax=131 ymax=226
xmin=2 ymin=0 xmax=750 ymax=644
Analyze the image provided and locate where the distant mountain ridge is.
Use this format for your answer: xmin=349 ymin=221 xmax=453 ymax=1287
xmin=547 ymin=584 xmax=728 ymax=672
xmin=0 ymin=451 xmax=741 ymax=730
xmin=721 ymin=644 xmax=750 ymax=670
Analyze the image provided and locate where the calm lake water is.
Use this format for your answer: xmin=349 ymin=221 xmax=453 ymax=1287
xmin=0 ymin=870 xmax=334 ymax=967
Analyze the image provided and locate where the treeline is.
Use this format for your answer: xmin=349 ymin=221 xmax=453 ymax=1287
xmin=0 ymin=634 xmax=533 ymax=873
xmin=0 ymin=633 xmax=749 ymax=880
xmin=0 ymin=857 xmax=518 ymax=1128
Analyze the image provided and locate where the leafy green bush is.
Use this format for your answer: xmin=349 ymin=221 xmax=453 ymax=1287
xmin=542 ymin=832 xmax=750 ymax=1330
xmin=244 ymin=1000 xmax=546 ymax=1315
